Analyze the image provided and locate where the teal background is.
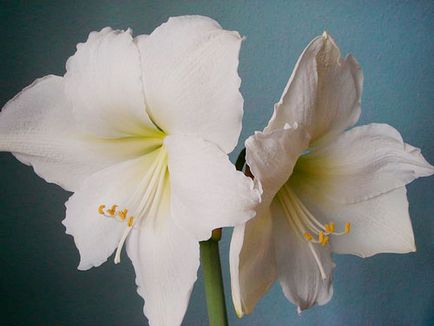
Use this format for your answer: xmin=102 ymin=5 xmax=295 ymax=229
xmin=1 ymin=1 xmax=433 ymax=325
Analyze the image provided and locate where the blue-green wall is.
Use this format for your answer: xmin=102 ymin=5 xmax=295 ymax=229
xmin=1 ymin=1 xmax=433 ymax=325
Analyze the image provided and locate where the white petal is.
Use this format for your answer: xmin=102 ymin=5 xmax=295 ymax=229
xmin=271 ymin=199 xmax=334 ymax=311
xmin=266 ymin=32 xmax=363 ymax=143
xmin=291 ymin=123 xmax=434 ymax=204
xmin=294 ymin=186 xmax=416 ymax=258
xmin=127 ymin=215 xmax=199 ymax=326
xmin=229 ymin=207 xmax=277 ymax=317
xmin=125 ymin=156 xmax=199 ymax=326
xmin=65 ymin=27 xmax=159 ymax=138
xmin=164 ymin=134 xmax=260 ymax=241
xmin=137 ymin=16 xmax=244 ymax=153
xmin=0 ymin=75 xmax=113 ymax=191
xmin=245 ymin=123 xmax=310 ymax=203
xmin=63 ymin=149 xmax=168 ymax=270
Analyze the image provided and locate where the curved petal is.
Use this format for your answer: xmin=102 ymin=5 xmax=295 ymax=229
xmin=0 ymin=75 xmax=116 ymax=192
xmin=245 ymin=123 xmax=310 ymax=203
xmin=164 ymin=134 xmax=260 ymax=241
xmin=291 ymin=123 xmax=434 ymax=204
xmin=266 ymin=32 xmax=363 ymax=143
xmin=229 ymin=207 xmax=277 ymax=317
xmin=65 ymin=27 xmax=159 ymax=138
xmin=270 ymin=198 xmax=334 ymax=312
xmin=294 ymin=186 xmax=416 ymax=258
xmin=63 ymin=148 xmax=169 ymax=270
xmin=137 ymin=16 xmax=244 ymax=153
xmin=126 ymin=215 xmax=199 ymax=326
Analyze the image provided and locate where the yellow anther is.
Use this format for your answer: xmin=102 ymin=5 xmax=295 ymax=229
xmin=106 ymin=205 xmax=118 ymax=217
xmin=319 ymin=231 xmax=325 ymax=244
xmin=325 ymin=223 xmax=335 ymax=233
xmin=345 ymin=223 xmax=351 ymax=234
xmin=127 ymin=216 xmax=135 ymax=227
xmin=118 ymin=208 xmax=128 ymax=221
xmin=98 ymin=204 xmax=106 ymax=215
xmin=304 ymin=232 xmax=313 ymax=241
xmin=321 ymin=235 xmax=330 ymax=246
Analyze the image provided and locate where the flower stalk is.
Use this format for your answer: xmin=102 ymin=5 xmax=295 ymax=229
xmin=200 ymin=228 xmax=228 ymax=326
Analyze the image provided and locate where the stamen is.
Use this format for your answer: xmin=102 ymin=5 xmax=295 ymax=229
xmin=281 ymin=185 xmax=325 ymax=233
xmin=98 ymin=204 xmax=105 ymax=215
xmin=283 ymin=186 xmax=352 ymax=245
xmin=97 ymin=204 xmax=132 ymax=226
xmin=320 ymin=235 xmax=330 ymax=246
xmin=319 ymin=231 xmax=325 ymax=244
xmin=114 ymin=217 xmax=135 ymax=264
xmin=127 ymin=216 xmax=135 ymax=227
xmin=329 ymin=222 xmax=352 ymax=236
xmin=325 ymin=223 xmax=335 ymax=233
xmin=96 ymin=147 xmax=169 ymax=265
xmin=114 ymin=225 xmax=133 ymax=264
xmin=118 ymin=208 xmax=128 ymax=221
xmin=304 ymin=232 xmax=313 ymax=241
xmin=277 ymin=185 xmax=353 ymax=277
xmin=97 ymin=203 xmax=137 ymax=264
xmin=308 ymin=243 xmax=327 ymax=280
xmin=106 ymin=205 xmax=118 ymax=217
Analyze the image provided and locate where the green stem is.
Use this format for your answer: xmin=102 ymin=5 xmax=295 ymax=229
xmin=199 ymin=147 xmax=245 ymax=325
xmin=200 ymin=229 xmax=228 ymax=326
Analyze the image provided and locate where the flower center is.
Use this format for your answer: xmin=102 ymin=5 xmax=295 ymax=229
xmin=276 ymin=184 xmax=350 ymax=279
xmin=97 ymin=145 xmax=169 ymax=264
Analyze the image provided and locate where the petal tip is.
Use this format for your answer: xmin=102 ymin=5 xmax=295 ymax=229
xmin=235 ymin=307 xmax=244 ymax=319
xmin=77 ymin=261 xmax=90 ymax=271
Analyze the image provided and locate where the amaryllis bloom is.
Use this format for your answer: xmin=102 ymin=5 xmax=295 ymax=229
xmin=230 ymin=32 xmax=434 ymax=316
xmin=0 ymin=16 xmax=259 ymax=325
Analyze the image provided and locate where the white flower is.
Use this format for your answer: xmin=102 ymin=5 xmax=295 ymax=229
xmin=230 ymin=32 xmax=434 ymax=316
xmin=0 ymin=16 xmax=260 ymax=325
